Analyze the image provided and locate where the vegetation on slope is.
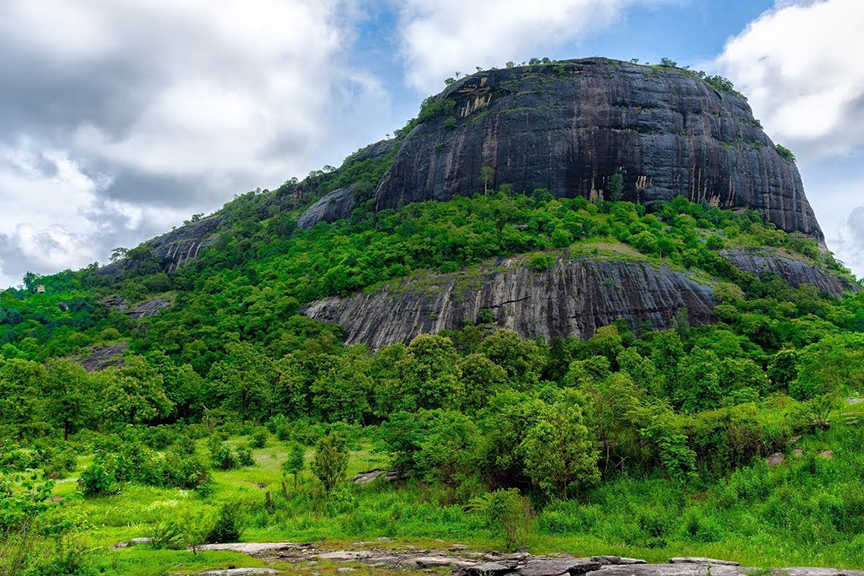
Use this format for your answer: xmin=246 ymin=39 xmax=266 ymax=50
xmin=1 ymin=120 xmax=863 ymax=573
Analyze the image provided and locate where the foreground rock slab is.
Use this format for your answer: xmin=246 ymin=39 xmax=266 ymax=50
xmin=669 ymin=558 xmax=739 ymax=566
xmin=197 ymin=543 xmax=301 ymax=555
xmin=195 ymin=570 xmax=280 ymax=576
xmin=520 ymin=557 xmax=601 ymax=576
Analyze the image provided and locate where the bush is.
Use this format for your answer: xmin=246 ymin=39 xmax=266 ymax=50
xmin=236 ymin=446 xmax=255 ymax=467
xmin=471 ymin=489 xmax=533 ymax=550
xmin=158 ymin=449 xmax=211 ymax=489
xmin=77 ymin=458 xmax=120 ymax=497
xmin=250 ymin=429 xmax=268 ymax=449
xmin=206 ymin=502 xmax=246 ymax=543
xmin=311 ymin=433 xmax=349 ymax=494
xmin=210 ymin=444 xmax=237 ymax=470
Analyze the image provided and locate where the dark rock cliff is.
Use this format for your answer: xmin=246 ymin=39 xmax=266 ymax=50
xmin=372 ymin=58 xmax=822 ymax=239
xmin=721 ymin=249 xmax=860 ymax=297
xmin=301 ymin=255 xmax=716 ymax=349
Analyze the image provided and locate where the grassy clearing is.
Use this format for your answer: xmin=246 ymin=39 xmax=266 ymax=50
xmin=34 ymin=409 xmax=864 ymax=574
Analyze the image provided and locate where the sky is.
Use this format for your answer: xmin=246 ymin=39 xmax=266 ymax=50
xmin=1 ymin=0 xmax=863 ymax=287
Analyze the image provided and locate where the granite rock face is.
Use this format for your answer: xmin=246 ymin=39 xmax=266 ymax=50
xmin=374 ymin=58 xmax=822 ymax=240
xmin=721 ymin=249 xmax=859 ymax=297
xmin=301 ymin=255 xmax=715 ymax=349
xmin=297 ymin=185 xmax=357 ymax=231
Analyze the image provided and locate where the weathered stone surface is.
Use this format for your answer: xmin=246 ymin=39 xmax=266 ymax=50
xmin=316 ymin=550 xmax=377 ymax=561
xmin=79 ymin=342 xmax=129 ymax=372
xmin=721 ymin=250 xmax=857 ymax=297
xmin=298 ymin=185 xmax=357 ymax=231
xmin=669 ymin=558 xmax=739 ymax=566
xmin=302 ymin=255 xmax=714 ymax=348
xmin=766 ymin=452 xmax=785 ymax=467
xmin=197 ymin=542 xmax=299 ymax=555
xmin=194 ymin=569 xmax=280 ymax=576
xmin=593 ymin=566 xmax=742 ymax=576
xmin=127 ymin=297 xmax=172 ymax=319
xmin=520 ymin=557 xmax=601 ymax=576
xmin=96 ymin=215 xmax=224 ymax=277
xmin=466 ymin=560 xmax=520 ymax=575
xmin=409 ymin=556 xmax=475 ymax=568
xmin=111 ymin=537 xmax=152 ymax=548
xmin=592 ymin=556 xmax=648 ymax=565
xmin=374 ymin=58 xmax=822 ymax=240
xmin=819 ymin=450 xmax=834 ymax=459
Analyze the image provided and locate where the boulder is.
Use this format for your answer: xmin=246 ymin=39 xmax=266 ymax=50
xmin=298 ymin=186 xmax=356 ymax=231
xmin=669 ymin=558 xmax=739 ymax=566
xmin=520 ymin=557 xmax=601 ymax=576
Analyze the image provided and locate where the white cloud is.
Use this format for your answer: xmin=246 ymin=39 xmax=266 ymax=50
xmin=0 ymin=142 xmax=181 ymax=287
xmin=0 ymin=0 xmax=392 ymax=286
xmin=397 ymin=0 xmax=673 ymax=93
xmin=711 ymin=0 xmax=864 ymax=280
xmin=714 ymin=0 xmax=864 ymax=158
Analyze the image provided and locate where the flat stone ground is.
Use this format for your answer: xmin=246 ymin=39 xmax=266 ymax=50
xmin=124 ymin=540 xmax=863 ymax=576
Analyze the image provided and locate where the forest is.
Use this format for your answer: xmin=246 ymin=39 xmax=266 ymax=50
xmin=2 ymin=151 xmax=864 ymax=574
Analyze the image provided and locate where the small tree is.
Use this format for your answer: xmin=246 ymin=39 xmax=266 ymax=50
xmin=311 ymin=433 xmax=348 ymax=494
xmin=283 ymin=443 xmax=306 ymax=490
xmin=607 ymin=173 xmax=624 ymax=202
xmin=480 ymin=166 xmax=495 ymax=196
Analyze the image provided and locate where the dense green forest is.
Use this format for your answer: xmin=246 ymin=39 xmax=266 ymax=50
xmin=2 ymin=119 xmax=864 ymax=574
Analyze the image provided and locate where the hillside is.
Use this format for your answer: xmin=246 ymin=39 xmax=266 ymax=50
xmin=2 ymin=58 xmax=864 ymax=575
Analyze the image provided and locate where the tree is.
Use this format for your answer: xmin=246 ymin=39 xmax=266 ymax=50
xmin=0 ymin=358 xmax=48 ymax=439
xmin=607 ymin=173 xmax=624 ymax=202
xmin=110 ymin=247 xmax=129 ymax=262
xmin=101 ymin=355 xmax=172 ymax=427
xmin=206 ymin=342 xmax=274 ymax=422
xmin=457 ymin=353 xmax=508 ymax=412
xmin=519 ymin=390 xmax=599 ymax=498
xmin=396 ymin=335 xmax=462 ymax=411
xmin=480 ymin=166 xmax=495 ymax=196
xmin=45 ymin=359 xmax=94 ymax=440
xmin=311 ymin=433 xmax=349 ymax=494
xmin=283 ymin=443 xmax=306 ymax=490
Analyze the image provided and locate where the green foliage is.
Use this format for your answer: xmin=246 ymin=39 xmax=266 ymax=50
xmin=775 ymin=144 xmax=796 ymax=163
xmin=206 ymin=502 xmax=246 ymax=543
xmin=311 ymin=432 xmax=349 ymax=494
xmin=607 ymin=173 xmax=624 ymax=202
xmin=282 ymin=443 xmax=306 ymax=489
xmin=470 ymin=488 xmax=533 ymax=550
xmin=77 ymin=458 xmax=120 ymax=497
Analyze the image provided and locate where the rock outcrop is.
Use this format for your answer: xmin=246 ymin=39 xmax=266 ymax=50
xmin=374 ymin=58 xmax=822 ymax=240
xmin=79 ymin=342 xmax=129 ymax=372
xmin=721 ymin=249 xmax=858 ymax=297
xmin=297 ymin=185 xmax=357 ymax=231
xmin=302 ymin=255 xmax=715 ymax=349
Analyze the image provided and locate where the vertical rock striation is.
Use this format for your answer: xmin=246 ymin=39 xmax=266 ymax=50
xmin=301 ymin=256 xmax=716 ymax=349
xmin=373 ymin=58 xmax=822 ymax=239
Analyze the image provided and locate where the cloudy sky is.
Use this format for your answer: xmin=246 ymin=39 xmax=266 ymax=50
xmin=1 ymin=0 xmax=863 ymax=287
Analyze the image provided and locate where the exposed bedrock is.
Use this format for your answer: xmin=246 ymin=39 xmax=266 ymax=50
xmin=721 ymin=249 xmax=860 ymax=297
xmin=301 ymin=256 xmax=716 ymax=349
xmin=373 ymin=57 xmax=822 ymax=239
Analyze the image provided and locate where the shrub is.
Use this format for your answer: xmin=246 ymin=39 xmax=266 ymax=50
xmin=250 ymin=429 xmax=268 ymax=449
xmin=78 ymin=458 xmax=120 ymax=497
xmin=206 ymin=502 xmax=246 ymax=543
xmin=236 ymin=446 xmax=255 ymax=467
xmin=471 ymin=489 xmax=533 ymax=550
xmin=211 ymin=444 xmax=237 ymax=471
xmin=311 ymin=433 xmax=349 ymax=494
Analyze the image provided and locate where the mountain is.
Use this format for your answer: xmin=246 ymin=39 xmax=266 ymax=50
xmin=5 ymin=58 xmax=864 ymax=571
xmin=301 ymin=58 xmax=822 ymax=240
